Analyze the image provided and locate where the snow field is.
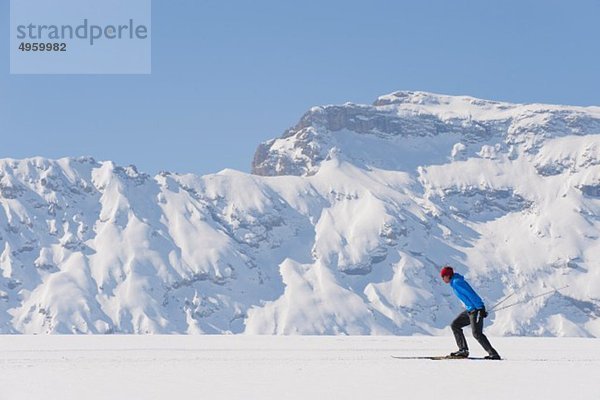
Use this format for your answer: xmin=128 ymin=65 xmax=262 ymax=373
xmin=0 ymin=335 xmax=598 ymax=400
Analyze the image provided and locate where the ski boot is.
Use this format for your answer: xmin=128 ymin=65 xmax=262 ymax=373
xmin=449 ymin=349 xmax=469 ymax=358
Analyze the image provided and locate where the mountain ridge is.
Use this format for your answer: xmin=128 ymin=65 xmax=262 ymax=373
xmin=252 ymin=90 xmax=600 ymax=176
xmin=1 ymin=91 xmax=600 ymax=335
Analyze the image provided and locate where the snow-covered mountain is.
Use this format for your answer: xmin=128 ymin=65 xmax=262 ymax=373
xmin=2 ymin=91 xmax=600 ymax=336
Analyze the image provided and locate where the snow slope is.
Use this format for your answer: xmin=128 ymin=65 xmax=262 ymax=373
xmin=1 ymin=91 xmax=600 ymax=335
xmin=0 ymin=336 xmax=598 ymax=400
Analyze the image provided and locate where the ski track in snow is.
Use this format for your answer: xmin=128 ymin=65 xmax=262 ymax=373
xmin=0 ymin=336 xmax=598 ymax=400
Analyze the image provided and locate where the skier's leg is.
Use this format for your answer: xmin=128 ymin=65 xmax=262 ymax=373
xmin=451 ymin=311 xmax=470 ymax=350
xmin=470 ymin=311 xmax=499 ymax=356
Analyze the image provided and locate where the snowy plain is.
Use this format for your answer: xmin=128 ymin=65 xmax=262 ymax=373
xmin=0 ymin=335 xmax=598 ymax=400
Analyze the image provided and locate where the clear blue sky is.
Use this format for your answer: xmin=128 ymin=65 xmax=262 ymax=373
xmin=1 ymin=0 xmax=599 ymax=175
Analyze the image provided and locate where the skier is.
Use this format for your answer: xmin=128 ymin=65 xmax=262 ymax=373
xmin=440 ymin=265 xmax=501 ymax=360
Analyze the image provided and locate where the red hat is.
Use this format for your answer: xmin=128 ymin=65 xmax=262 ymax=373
xmin=440 ymin=265 xmax=454 ymax=278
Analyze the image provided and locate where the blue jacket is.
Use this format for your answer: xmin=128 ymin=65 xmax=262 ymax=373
xmin=450 ymin=273 xmax=485 ymax=311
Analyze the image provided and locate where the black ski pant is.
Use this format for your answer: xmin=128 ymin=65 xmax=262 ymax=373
xmin=451 ymin=310 xmax=497 ymax=355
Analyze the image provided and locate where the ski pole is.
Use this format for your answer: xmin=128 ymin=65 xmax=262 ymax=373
xmin=493 ymin=285 xmax=569 ymax=312
xmin=489 ymin=291 xmax=516 ymax=311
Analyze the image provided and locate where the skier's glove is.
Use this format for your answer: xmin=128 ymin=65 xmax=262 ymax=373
xmin=472 ymin=308 xmax=488 ymax=323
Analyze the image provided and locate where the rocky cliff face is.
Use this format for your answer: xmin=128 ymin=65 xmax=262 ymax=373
xmin=2 ymin=91 xmax=600 ymax=336
xmin=252 ymin=91 xmax=600 ymax=176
